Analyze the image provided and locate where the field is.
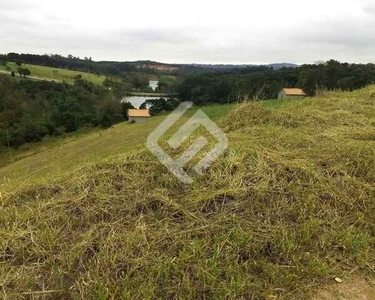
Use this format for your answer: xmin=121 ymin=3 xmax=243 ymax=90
xmin=0 ymin=62 xmax=106 ymax=85
xmin=1 ymin=90 xmax=375 ymax=299
xmin=0 ymin=104 xmax=234 ymax=189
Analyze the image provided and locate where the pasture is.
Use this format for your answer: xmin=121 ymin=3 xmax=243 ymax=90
xmin=0 ymin=62 xmax=106 ymax=85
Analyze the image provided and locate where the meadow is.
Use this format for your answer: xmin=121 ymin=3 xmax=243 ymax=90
xmin=0 ymin=62 xmax=106 ymax=85
xmin=0 ymin=104 xmax=234 ymax=189
xmin=1 ymin=90 xmax=375 ymax=299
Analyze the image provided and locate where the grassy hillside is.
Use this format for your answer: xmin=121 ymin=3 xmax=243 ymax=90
xmin=1 ymin=89 xmax=375 ymax=299
xmin=0 ymin=62 xmax=106 ymax=85
xmin=0 ymin=104 xmax=234 ymax=189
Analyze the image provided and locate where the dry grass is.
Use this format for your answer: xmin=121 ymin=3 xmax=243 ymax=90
xmin=1 ymin=87 xmax=375 ymax=299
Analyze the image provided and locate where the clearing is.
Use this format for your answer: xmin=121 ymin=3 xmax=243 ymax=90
xmin=0 ymin=62 xmax=106 ymax=85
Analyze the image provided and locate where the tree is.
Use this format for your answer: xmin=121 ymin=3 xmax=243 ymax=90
xmin=17 ymin=68 xmax=31 ymax=78
xmin=99 ymin=99 xmax=123 ymax=128
xmin=23 ymin=68 xmax=31 ymax=77
xmin=0 ymin=76 xmax=112 ymax=149
xmin=325 ymin=60 xmax=342 ymax=89
xmin=17 ymin=67 xmax=23 ymax=77
xmin=157 ymin=76 xmax=176 ymax=94
xmin=145 ymin=98 xmax=180 ymax=115
xmin=121 ymin=102 xmax=134 ymax=120
xmin=58 ymin=112 xmax=80 ymax=132
xmin=19 ymin=123 xmax=48 ymax=143
xmin=103 ymin=77 xmax=132 ymax=99
xmin=128 ymin=72 xmax=149 ymax=89
xmin=298 ymin=69 xmax=318 ymax=96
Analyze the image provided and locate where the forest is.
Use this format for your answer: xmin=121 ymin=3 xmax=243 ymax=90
xmin=178 ymin=60 xmax=375 ymax=103
xmin=0 ymin=76 xmax=133 ymax=148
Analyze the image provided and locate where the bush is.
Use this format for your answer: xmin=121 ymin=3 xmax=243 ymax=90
xmin=8 ymin=130 xmax=25 ymax=148
xmin=99 ymin=99 xmax=123 ymax=128
xmin=59 ymin=112 xmax=80 ymax=132
xmin=144 ymin=98 xmax=181 ymax=115
xmin=39 ymin=121 xmax=56 ymax=136
xmin=19 ymin=123 xmax=49 ymax=143
xmin=54 ymin=127 xmax=66 ymax=136
xmin=121 ymin=101 xmax=135 ymax=120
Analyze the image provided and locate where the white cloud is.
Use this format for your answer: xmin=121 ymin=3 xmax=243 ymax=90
xmin=1 ymin=0 xmax=375 ymax=63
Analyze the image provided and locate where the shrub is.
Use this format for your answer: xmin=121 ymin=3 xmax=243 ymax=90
xmin=19 ymin=123 xmax=49 ymax=143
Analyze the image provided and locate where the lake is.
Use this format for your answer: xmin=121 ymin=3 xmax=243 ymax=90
xmin=121 ymin=80 xmax=168 ymax=108
xmin=121 ymin=96 xmax=167 ymax=108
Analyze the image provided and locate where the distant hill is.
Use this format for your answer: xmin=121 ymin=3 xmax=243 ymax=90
xmin=137 ymin=62 xmax=180 ymax=71
xmin=180 ymin=62 xmax=299 ymax=70
xmin=1 ymin=53 xmax=299 ymax=77
xmin=268 ymin=62 xmax=300 ymax=69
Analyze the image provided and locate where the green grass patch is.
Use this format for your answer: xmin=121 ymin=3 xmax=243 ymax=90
xmin=0 ymin=62 xmax=106 ymax=85
xmin=0 ymin=104 xmax=234 ymax=188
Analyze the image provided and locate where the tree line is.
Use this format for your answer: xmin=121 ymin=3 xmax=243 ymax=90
xmin=0 ymin=53 xmax=180 ymax=78
xmin=178 ymin=60 xmax=375 ymax=103
xmin=0 ymin=53 xmax=137 ymax=76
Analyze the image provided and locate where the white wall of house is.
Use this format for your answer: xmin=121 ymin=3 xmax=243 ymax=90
xmin=278 ymin=90 xmax=287 ymax=99
xmin=129 ymin=116 xmax=149 ymax=123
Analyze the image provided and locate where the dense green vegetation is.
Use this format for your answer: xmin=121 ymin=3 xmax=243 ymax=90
xmin=156 ymin=75 xmax=179 ymax=94
xmin=140 ymin=97 xmax=181 ymax=115
xmin=179 ymin=60 xmax=375 ymax=103
xmin=0 ymin=75 xmax=129 ymax=149
xmin=103 ymin=72 xmax=152 ymax=97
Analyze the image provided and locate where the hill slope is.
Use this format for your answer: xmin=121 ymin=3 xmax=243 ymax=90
xmin=0 ymin=104 xmax=234 ymax=188
xmin=0 ymin=62 xmax=106 ymax=85
xmin=1 ymin=89 xmax=375 ymax=299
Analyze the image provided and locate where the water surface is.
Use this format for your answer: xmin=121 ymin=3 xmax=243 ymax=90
xmin=121 ymin=96 xmax=162 ymax=108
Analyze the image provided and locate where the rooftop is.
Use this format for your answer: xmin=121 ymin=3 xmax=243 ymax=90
xmin=128 ymin=109 xmax=150 ymax=118
xmin=283 ymin=88 xmax=306 ymax=96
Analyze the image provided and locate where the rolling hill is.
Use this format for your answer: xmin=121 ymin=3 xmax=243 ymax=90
xmin=1 ymin=88 xmax=375 ymax=299
xmin=0 ymin=62 xmax=106 ymax=85
xmin=0 ymin=104 xmax=234 ymax=189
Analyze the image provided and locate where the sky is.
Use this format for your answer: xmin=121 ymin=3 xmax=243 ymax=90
xmin=1 ymin=0 xmax=375 ymax=64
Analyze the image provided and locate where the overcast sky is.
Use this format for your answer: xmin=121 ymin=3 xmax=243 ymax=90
xmin=1 ymin=0 xmax=375 ymax=64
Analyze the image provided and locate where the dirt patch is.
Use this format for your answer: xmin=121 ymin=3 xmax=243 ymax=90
xmin=314 ymin=276 xmax=375 ymax=300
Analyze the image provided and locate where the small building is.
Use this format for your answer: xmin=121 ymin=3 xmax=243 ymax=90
xmin=278 ymin=88 xmax=306 ymax=99
xmin=128 ymin=109 xmax=150 ymax=123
